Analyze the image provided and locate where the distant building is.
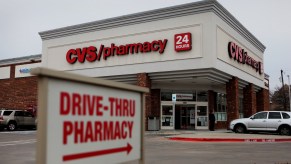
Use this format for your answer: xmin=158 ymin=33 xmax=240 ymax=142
xmin=0 ymin=54 xmax=41 ymax=110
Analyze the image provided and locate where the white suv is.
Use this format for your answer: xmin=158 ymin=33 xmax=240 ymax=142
xmin=230 ymin=111 xmax=291 ymax=135
xmin=0 ymin=109 xmax=37 ymax=131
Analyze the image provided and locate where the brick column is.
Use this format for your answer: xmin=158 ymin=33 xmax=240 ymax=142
xmin=243 ymin=83 xmax=257 ymax=117
xmin=226 ymin=77 xmax=239 ymax=128
xmin=256 ymin=88 xmax=270 ymax=112
xmin=10 ymin=64 xmax=15 ymax=79
xmin=137 ymin=73 xmax=151 ymax=130
xmin=208 ymin=90 xmax=216 ymax=112
xmin=151 ymin=89 xmax=160 ymax=117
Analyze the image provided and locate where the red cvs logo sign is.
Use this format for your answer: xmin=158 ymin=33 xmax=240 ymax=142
xmin=174 ymin=33 xmax=192 ymax=52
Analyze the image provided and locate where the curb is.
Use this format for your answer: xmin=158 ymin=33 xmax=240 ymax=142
xmin=168 ymin=137 xmax=291 ymax=143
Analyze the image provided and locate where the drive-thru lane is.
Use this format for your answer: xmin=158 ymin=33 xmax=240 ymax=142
xmin=1 ymin=130 xmax=291 ymax=164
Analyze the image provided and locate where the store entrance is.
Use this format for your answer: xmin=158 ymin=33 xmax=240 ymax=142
xmin=175 ymin=105 xmax=195 ymax=130
xmin=160 ymin=102 xmax=208 ymax=130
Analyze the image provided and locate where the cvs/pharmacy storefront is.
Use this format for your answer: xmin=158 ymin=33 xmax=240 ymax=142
xmin=39 ymin=0 xmax=269 ymax=130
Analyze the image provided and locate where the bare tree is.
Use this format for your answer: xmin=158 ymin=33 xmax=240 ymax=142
xmin=271 ymin=85 xmax=290 ymax=111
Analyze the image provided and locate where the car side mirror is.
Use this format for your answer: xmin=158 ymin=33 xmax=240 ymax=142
xmin=250 ymin=117 xmax=254 ymax=120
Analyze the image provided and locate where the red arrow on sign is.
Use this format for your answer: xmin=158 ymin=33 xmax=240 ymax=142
xmin=63 ymin=143 xmax=133 ymax=162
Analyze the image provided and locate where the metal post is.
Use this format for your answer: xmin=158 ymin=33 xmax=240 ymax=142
xmin=288 ymin=75 xmax=291 ymax=112
xmin=281 ymin=70 xmax=287 ymax=110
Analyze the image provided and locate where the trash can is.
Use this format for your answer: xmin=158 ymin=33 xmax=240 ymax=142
xmin=148 ymin=117 xmax=160 ymax=131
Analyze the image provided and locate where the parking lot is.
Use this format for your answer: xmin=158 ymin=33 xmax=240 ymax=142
xmin=1 ymin=130 xmax=291 ymax=164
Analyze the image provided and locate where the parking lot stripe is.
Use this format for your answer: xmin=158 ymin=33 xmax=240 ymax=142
xmin=0 ymin=139 xmax=36 ymax=147
xmin=168 ymin=137 xmax=291 ymax=142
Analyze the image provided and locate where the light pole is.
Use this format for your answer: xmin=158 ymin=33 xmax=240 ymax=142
xmin=288 ymin=75 xmax=291 ymax=112
xmin=281 ymin=70 xmax=287 ymax=110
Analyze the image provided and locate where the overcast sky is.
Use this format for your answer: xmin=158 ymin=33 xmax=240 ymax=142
xmin=0 ymin=0 xmax=290 ymax=91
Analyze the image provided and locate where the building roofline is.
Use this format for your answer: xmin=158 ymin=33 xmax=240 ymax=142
xmin=0 ymin=54 xmax=42 ymax=66
xmin=39 ymin=0 xmax=265 ymax=53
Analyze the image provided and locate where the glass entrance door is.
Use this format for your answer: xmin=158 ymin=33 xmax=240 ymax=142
xmin=161 ymin=104 xmax=174 ymax=129
xmin=196 ymin=105 xmax=208 ymax=129
xmin=175 ymin=104 xmax=195 ymax=130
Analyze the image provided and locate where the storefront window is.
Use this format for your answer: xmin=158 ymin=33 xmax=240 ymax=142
xmin=197 ymin=91 xmax=207 ymax=102
xmin=161 ymin=92 xmax=172 ymax=101
xmin=215 ymin=93 xmax=226 ymax=121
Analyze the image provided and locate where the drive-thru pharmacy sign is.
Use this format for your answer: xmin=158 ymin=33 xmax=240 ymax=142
xmin=31 ymin=67 xmax=148 ymax=164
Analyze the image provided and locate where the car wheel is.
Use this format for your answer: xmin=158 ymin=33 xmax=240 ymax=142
xmin=279 ymin=126 xmax=291 ymax=136
xmin=7 ymin=122 xmax=17 ymax=131
xmin=234 ymin=124 xmax=246 ymax=133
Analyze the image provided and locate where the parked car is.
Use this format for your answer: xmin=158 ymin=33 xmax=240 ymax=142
xmin=229 ymin=111 xmax=291 ymax=135
xmin=0 ymin=109 xmax=37 ymax=131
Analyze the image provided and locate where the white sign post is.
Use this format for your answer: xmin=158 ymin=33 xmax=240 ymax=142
xmin=31 ymin=67 xmax=148 ymax=164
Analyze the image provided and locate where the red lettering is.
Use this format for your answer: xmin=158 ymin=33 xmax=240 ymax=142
xmin=66 ymin=49 xmax=77 ymax=64
xmin=123 ymin=99 xmax=129 ymax=117
xmin=94 ymin=121 xmax=103 ymax=141
xmin=109 ymin=97 xmax=115 ymax=116
xmin=128 ymin=121 xmax=133 ymax=138
xmin=109 ymin=97 xmax=135 ymax=117
xmin=96 ymin=45 xmax=104 ymax=61
xmin=114 ymin=98 xmax=122 ymax=116
xmin=151 ymin=40 xmax=159 ymax=51
xmin=84 ymin=95 xmax=92 ymax=115
xmin=159 ymin=39 xmax=168 ymax=54
xmin=103 ymin=47 xmax=111 ymax=60
xmin=129 ymin=100 xmax=135 ymax=117
xmin=84 ymin=95 xmax=103 ymax=116
xmin=76 ymin=48 xmax=87 ymax=63
xmin=110 ymin=43 xmax=118 ymax=56
xmin=117 ymin=45 xmax=126 ymax=55
xmin=228 ymin=41 xmax=263 ymax=74
xmin=72 ymin=93 xmax=81 ymax=115
xmin=60 ymin=92 xmax=70 ymax=115
xmin=114 ymin=121 xmax=121 ymax=139
xmin=238 ymin=48 xmax=243 ymax=63
xmin=65 ymin=39 xmax=168 ymax=64
xmin=86 ymin=46 xmax=97 ymax=62
xmin=95 ymin=96 xmax=103 ymax=116
xmin=121 ymin=121 xmax=127 ymax=139
xmin=74 ymin=121 xmax=84 ymax=144
xmin=63 ymin=121 xmax=134 ymax=144
xmin=63 ymin=121 xmax=73 ymax=144
xmin=103 ymin=121 xmax=114 ymax=140
xmin=143 ymin=42 xmax=151 ymax=52
xmin=84 ymin=121 xmax=94 ymax=143
xmin=228 ymin=42 xmax=236 ymax=59
xmin=83 ymin=95 xmax=89 ymax=116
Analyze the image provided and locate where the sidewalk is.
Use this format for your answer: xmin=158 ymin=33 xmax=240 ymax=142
xmin=146 ymin=129 xmax=291 ymax=142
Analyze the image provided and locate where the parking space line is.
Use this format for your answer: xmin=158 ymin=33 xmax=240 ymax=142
xmin=0 ymin=139 xmax=36 ymax=147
